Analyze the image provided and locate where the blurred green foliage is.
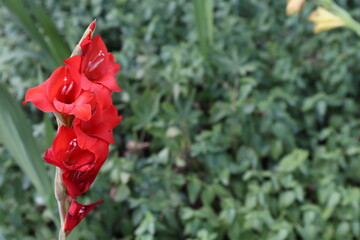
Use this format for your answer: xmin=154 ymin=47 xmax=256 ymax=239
xmin=0 ymin=0 xmax=360 ymax=239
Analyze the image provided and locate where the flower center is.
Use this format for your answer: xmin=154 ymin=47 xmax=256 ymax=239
xmin=86 ymin=50 xmax=105 ymax=72
xmin=57 ymin=76 xmax=76 ymax=103
xmin=65 ymin=138 xmax=78 ymax=154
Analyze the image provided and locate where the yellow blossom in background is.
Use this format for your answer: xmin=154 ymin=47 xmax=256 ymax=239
xmin=286 ymin=0 xmax=305 ymax=16
xmin=308 ymin=7 xmax=345 ymax=33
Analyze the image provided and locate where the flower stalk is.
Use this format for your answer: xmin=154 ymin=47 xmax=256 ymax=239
xmin=55 ymin=167 xmax=71 ymax=240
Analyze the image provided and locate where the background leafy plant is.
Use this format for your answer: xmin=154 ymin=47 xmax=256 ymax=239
xmin=0 ymin=0 xmax=360 ymax=239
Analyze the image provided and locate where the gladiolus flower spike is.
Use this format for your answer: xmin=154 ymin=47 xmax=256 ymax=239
xmin=23 ymin=20 xmax=122 ymax=239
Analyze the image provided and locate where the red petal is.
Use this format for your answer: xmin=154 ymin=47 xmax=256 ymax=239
xmin=87 ymin=138 xmax=109 ymax=160
xmin=64 ymin=199 xmax=103 ymax=235
xmin=71 ymin=91 xmax=95 ymax=120
xmin=46 ymin=66 xmax=72 ymax=101
xmin=44 ymin=126 xmax=96 ymax=171
xmin=79 ymin=35 xmax=121 ymax=91
xmin=79 ymin=75 xmax=97 ymax=91
xmin=70 ymin=104 xmax=92 ymax=121
xmin=73 ymin=121 xmax=98 ymax=149
xmin=94 ymin=70 xmax=121 ymax=92
xmin=108 ymin=53 xmax=121 ymax=75
xmin=90 ymin=115 xmax=122 ymax=144
xmin=101 ymin=105 xmax=122 ymax=129
xmin=53 ymin=99 xmax=76 ymax=115
xmin=43 ymin=148 xmax=58 ymax=167
xmin=62 ymin=170 xmax=97 ymax=197
xmin=43 ymin=126 xmax=75 ymax=168
xmin=53 ymin=91 xmax=94 ymax=120
xmin=63 ymin=150 xmax=95 ymax=172
xmin=74 ymin=104 xmax=121 ymax=145
xmin=64 ymin=55 xmax=82 ymax=72
xmin=23 ymin=83 xmax=54 ymax=112
xmin=94 ymin=86 xmax=113 ymax=108
xmin=92 ymin=54 xmax=121 ymax=92
xmin=43 ymin=65 xmax=83 ymax=114
xmin=81 ymin=35 xmax=108 ymax=80
xmin=90 ymin=123 xmax=116 ymax=144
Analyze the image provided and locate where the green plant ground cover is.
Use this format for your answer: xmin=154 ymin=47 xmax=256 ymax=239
xmin=0 ymin=0 xmax=359 ymax=239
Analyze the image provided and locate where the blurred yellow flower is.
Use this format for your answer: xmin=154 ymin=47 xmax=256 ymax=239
xmin=286 ymin=0 xmax=305 ymax=16
xmin=308 ymin=7 xmax=345 ymax=33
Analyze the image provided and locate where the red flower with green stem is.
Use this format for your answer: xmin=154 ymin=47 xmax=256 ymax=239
xmin=23 ymin=20 xmax=121 ymax=239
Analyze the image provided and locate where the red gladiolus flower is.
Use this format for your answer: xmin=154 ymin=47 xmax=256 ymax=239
xmin=24 ymin=65 xmax=94 ymax=121
xmin=92 ymin=85 xmax=115 ymax=108
xmin=44 ymin=126 xmax=109 ymax=197
xmin=61 ymin=156 xmax=106 ymax=197
xmin=64 ymin=199 xmax=104 ymax=235
xmin=65 ymin=35 xmax=121 ymax=92
xmin=44 ymin=126 xmax=108 ymax=170
xmin=74 ymin=104 xmax=122 ymax=150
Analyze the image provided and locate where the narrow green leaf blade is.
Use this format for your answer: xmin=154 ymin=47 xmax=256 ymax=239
xmin=2 ymin=0 xmax=45 ymax=47
xmin=27 ymin=1 xmax=71 ymax=63
xmin=0 ymin=84 xmax=51 ymax=199
xmin=2 ymin=0 xmax=70 ymax=70
xmin=2 ymin=0 xmax=58 ymax=70
xmin=44 ymin=113 xmax=56 ymax=150
xmin=193 ymin=0 xmax=214 ymax=58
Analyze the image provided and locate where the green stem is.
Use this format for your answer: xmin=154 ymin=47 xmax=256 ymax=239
xmin=58 ymin=230 xmax=67 ymax=240
xmin=55 ymin=167 xmax=71 ymax=240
